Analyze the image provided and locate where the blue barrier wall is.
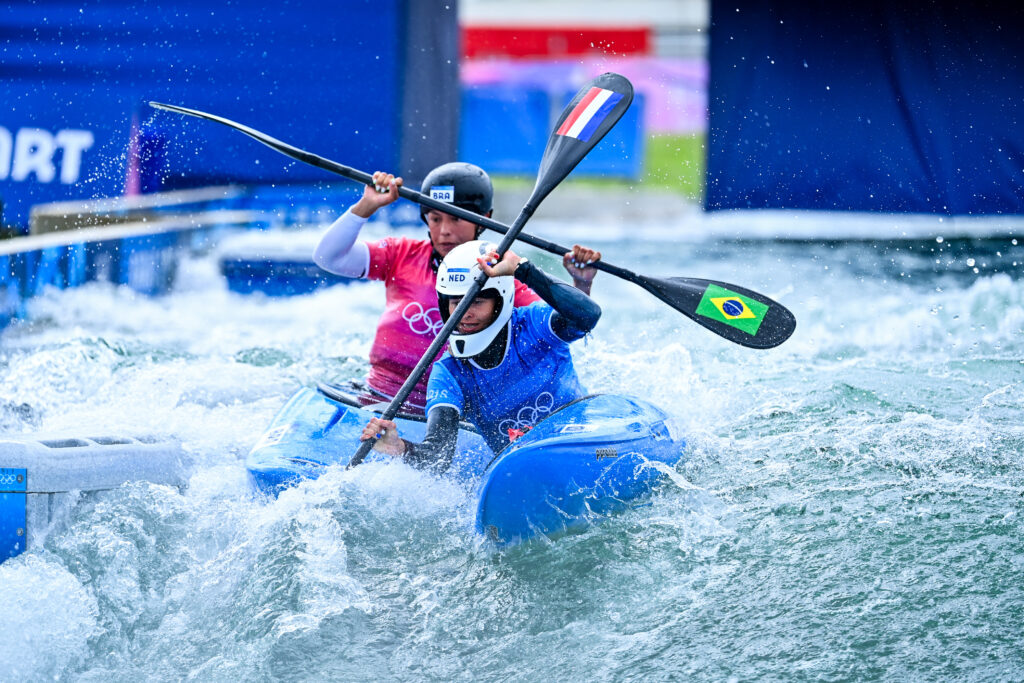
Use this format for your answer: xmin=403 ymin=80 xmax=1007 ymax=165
xmin=0 ymin=206 xmax=270 ymax=331
xmin=706 ymin=1 xmax=1024 ymax=214
xmin=0 ymin=0 xmax=458 ymax=231
xmin=2 ymin=234 xmax=178 ymax=330
xmin=458 ymin=86 xmax=645 ymax=179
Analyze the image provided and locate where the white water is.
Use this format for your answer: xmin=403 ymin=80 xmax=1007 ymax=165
xmin=1 ymin=219 xmax=1023 ymax=680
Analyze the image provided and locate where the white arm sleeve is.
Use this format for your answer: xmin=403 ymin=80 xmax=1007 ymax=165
xmin=312 ymin=208 xmax=372 ymax=278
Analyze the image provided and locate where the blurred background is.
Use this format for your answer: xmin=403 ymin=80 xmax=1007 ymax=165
xmin=0 ymin=0 xmax=711 ymax=233
xmin=1 ymin=0 xmax=1022 ymax=331
xmin=2 ymin=0 xmax=1022 ymax=230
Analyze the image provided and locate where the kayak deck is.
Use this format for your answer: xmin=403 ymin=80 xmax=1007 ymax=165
xmin=246 ymin=385 xmax=491 ymax=495
xmin=475 ymin=393 xmax=685 ymax=546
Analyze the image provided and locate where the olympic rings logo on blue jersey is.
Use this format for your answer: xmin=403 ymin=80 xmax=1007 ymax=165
xmin=498 ymin=391 xmax=555 ymax=434
xmin=402 ymin=302 xmax=443 ymax=336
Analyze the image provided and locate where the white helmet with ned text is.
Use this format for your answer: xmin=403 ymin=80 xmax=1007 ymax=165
xmin=436 ymin=240 xmax=514 ymax=358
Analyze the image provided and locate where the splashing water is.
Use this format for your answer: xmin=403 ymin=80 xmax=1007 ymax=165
xmin=1 ymin=223 xmax=1023 ymax=680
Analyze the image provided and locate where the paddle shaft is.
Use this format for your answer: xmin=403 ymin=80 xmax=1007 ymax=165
xmin=147 ymin=102 xmax=625 ymax=278
xmin=150 ymin=96 xmax=795 ymax=349
xmin=346 ymin=204 xmax=535 ymax=468
xmin=326 ymin=165 xmax=653 ymax=284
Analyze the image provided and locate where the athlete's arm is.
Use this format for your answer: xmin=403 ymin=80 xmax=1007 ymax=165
xmin=312 ymin=210 xmax=371 ymax=277
xmin=361 ymin=406 xmax=461 ymax=474
xmin=312 ymin=171 xmax=402 ymax=278
xmin=513 ymin=258 xmax=602 ymax=341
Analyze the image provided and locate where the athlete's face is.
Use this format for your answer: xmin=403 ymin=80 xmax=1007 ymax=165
xmin=449 ymin=295 xmax=499 ymax=334
xmin=426 ymin=210 xmax=479 ymax=257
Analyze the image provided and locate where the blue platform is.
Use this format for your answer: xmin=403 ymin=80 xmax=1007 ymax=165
xmin=0 ymin=468 xmax=27 ymax=561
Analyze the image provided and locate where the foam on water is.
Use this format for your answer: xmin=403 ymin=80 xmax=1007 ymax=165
xmin=1 ymin=222 xmax=1023 ymax=680
xmin=0 ymin=554 xmax=101 ymax=679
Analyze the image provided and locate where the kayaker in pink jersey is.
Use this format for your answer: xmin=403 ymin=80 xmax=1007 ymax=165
xmin=313 ymin=162 xmax=601 ymax=414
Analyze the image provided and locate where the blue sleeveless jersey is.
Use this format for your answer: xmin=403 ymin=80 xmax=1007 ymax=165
xmin=426 ymin=305 xmax=586 ymax=453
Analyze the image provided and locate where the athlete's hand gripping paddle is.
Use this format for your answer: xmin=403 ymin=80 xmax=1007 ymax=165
xmin=150 ymin=99 xmax=796 ymax=349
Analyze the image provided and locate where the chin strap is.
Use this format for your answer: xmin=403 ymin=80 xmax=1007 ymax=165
xmin=465 ymin=324 xmax=508 ymax=369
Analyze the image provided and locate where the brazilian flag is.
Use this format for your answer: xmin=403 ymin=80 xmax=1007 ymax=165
xmin=695 ymin=284 xmax=769 ymax=336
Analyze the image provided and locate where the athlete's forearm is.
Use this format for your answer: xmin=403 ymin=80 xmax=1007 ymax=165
xmin=312 ymin=208 xmax=371 ymax=277
xmin=401 ymin=405 xmax=461 ymax=473
xmin=515 ymin=259 xmax=601 ymax=339
xmin=572 ymin=279 xmax=593 ymax=296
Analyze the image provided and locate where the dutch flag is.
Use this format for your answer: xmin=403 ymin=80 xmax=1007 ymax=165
xmin=556 ymin=87 xmax=624 ymax=143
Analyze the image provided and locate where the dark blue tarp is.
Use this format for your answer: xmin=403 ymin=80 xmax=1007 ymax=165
xmin=0 ymin=0 xmax=458 ymax=230
xmin=706 ymin=1 xmax=1024 ymax=214
xmin=458 ymin=86 xmax=645 ymax=179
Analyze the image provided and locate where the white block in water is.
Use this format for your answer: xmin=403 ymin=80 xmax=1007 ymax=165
xmin=1 ymin=435 xmax=192 ymax=561
xmin=0 ymin=434 xmax=191 ymax=493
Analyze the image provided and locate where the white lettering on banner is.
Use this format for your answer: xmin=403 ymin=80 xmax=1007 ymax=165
xmin=55 ymin=129 xmax=95 ymax=184
xmin=0 ymin=127 xmax=10 ymax=181
xmin=0 ymin=126 xmax=95 ymax=184
xmin=12 ymin=128 xmax=56 ymax=182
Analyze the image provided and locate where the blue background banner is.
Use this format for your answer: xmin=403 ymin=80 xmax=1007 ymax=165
xmin=458 ymin=85 xmax=644 ymax=179
xmin=706 ymin=1 xmax=1024 ymax=214
xmin=0 ymin=0 xmax=459 ymax=230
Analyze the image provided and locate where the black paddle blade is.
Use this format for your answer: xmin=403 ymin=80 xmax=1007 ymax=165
xmin=150 ymin=102 xmax=292 ymax=153
xmin=638 ymin=276 xmax=797 ymax=349
xmin=528 ymin=73 xmax=633 ymax=211
xmin=148 ymin=101 xmax=366 ymax=182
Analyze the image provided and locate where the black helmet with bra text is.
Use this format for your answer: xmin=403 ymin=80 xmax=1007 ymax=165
xmin=419 ymin=162 xmax=493 ymax=226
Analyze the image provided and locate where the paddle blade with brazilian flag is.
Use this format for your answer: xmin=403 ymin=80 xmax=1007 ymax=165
xmin=696 ymin=284 xmax=769 ymax=336
xmin=637 ymin=276 xmax=796 ymax=349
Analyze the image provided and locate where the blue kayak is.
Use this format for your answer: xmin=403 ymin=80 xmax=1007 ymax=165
xmin=246 ymin=384 xmax=687 ymax=546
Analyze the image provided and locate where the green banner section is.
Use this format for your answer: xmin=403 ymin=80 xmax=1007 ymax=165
xmin=695 ymin=284 xmax=769 ymax=336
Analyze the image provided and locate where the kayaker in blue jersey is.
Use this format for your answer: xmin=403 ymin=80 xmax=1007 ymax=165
xmin=359 ymin=239 xmax=601 ymax=473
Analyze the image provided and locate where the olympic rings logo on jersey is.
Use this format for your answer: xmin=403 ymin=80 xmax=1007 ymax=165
xmin=498 ymin=391 xmax=555 ymax=434
xmin=402 ymin=302 xmax=443 ymax=336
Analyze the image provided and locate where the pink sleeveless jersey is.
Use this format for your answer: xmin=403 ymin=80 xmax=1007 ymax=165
xmin=364 ymin=236 xmax=540 ymax=409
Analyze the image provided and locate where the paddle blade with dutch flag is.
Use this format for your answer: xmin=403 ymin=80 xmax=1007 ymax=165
xmin=527 ymin=73 xmax=634 ymax=211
